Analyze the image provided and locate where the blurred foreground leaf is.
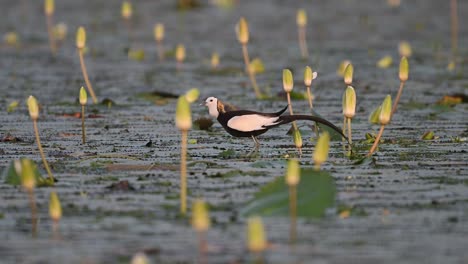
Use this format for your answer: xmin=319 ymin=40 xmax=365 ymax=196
xmin=3 ymin=159 xmax=54 ymax=187
xmin=240 ymin=169 xmax=335 ymax=218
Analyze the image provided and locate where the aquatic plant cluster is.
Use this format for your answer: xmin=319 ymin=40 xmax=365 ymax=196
xmin=0 ymin=0 xmax=464 ymax=263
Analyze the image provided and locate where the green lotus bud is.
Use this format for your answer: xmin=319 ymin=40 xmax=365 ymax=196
xmin=399 ymin=56 xmax=409 ymax=82
xmin=154 ymin=23 xmax=164 ymax=42
xmin=247 ymin=216 xmax=267 ymax=253
xmin=185 ymin=88 xmax=200 ymax=103
xmin=236 ymin=17 xmax=249 ymax=44
xmin=45 ymin=0 xmax=54 ymax=16
xmin=175 ymin=44 xmax=186 ymax=62
xmin=337 ymin=60 xmax=351 ymax=76
xmin=191 ymin=199 xmax=210 ymax=232
xmin=249 ymin=58 xmax=265 ymax=74
xmin=175 ymin=96 xmax=191 ymax=131
xmin=313 ymin=131 xmax=330 ymax=167
xmin=53 ymin=23 xmax=68 ymax=41
xmin=130 ymin=253 xmax=149 ymax=264
xmin=76 ymin=26 xmax=86 ymax=49
xmin=27 ymin=96 xmax=39 ymax=120
xmin=79 ymin=87 xmax=87 ymax=105
xmin=379 ymin=95 xmax=392 ymax=125
xmin=285 ymin=159 xmax=300 ymax=186
xmin=342 ymin=86 xmax=356 ymax=118
xmin=296 ymin=9 xmax=307 ymax=27
xmin=49 ymin=191 xmax=62 ymax=221
xmin=121 ymin=1 xmax=132 ymax=19
xmin=293 ymin=129 xmax=302 ymax=150
xmin=4 ymin=32 xmax=19 ymax=47
xmin=398 ymin=41 xmax=412 ymax=57
xmin=211 ymin=52 xmax=219 ymax=69
xmin=369 ymin=105 xmax=382 ymax=124
xmin=377 ymin=55 xmax=393 ymax=68
xmin=282 ymin=69 xmax=294 ymax=93
xmin=344 ymin=64 xmax=354 ymax=85
xmin=20 ymin=159 xmax=36 ymax=191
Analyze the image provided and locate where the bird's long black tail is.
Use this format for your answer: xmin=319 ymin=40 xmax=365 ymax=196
xmin=276 ymin=115 xmax=349 ymax=142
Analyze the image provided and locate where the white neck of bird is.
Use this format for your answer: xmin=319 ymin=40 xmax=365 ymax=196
xmin=208 ymin=104 xmax=219 ymax=118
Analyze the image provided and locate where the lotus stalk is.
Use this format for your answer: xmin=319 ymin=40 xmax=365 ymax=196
xmin=76 ymin=27 xmax=98 ymax=104
xmin=154 ymin=23 xmax=165 ymax=61
xmin=44 ymin=0 xmax=57 ymax=56
xmin=296 ymin=9 xmax=309 ymax=59
xmin=451 ymin=0 xmax=458 ymax=57
xmin=175 ymin=44 xmax=186 ymax=71
xmin=79 ymin=87 xmax=87 ymax=144
xmin=20 ymin=159 xmax=37 ymax=236
xmin=391 ymin=56 xmax=409 ymax=116
xmin=247 ymin=216 xmax=267 ymax=262
xmin=285 ymin=159 xmax=300 ymax=243
xmin=342 ymin=86 xmax=356 ymax=146
xmin=192 ymin=199 xmax=210 ymax=264
xmin=49 ymin=191 xmax=62 ymax=238
xmin=368 ymin=95 xmax=392 ymax=156
xmin=121 ymin=1 xmax=133 ymax=45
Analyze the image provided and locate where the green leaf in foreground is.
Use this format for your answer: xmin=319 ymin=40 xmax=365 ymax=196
xmin=3 ymin=159 xmax=54 ymax=187
xmin=240 ymin=169 xmax=335 ymax=218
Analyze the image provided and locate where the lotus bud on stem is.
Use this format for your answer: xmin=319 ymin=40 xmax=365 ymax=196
xmin=154 ymin=23 xmax=165 ymax=61
xmin=121 ymin=1 xmax=133 ymax=44
xmin=49 ymin=191 xmax=62 ymax=238
xmin=236 ymin=17 xmax=262 ymax=98
xmin=192 ymin=199 xmax=210 ymax=264
xmin=304 ymin=66 xmax=319 ymax=137
xmin=79 ymin=87 xmax=87 ymax=144
xmin=391 ymin=56 xmax=409 ymax=116
xmin=343 ymin=64 xmax=353 ymax=86
xmin=21 ymin=159 xmax=38 ymax=236
xmin=342 ymin=86 xmax=356 ymax=148
xmin=247 ymin=216 xmax=267 ymax=263
xmin=398 ymin=41 xmax=412 ymax=58
xmin=53 ymin=23 xmax=67 ymax=49
xmin=44 ymin=0 xmax=57 ymax=56
xmin=296 ymin=9 xmax=309 ymax=59
xmin=368 ymin=95 xmax=392 ymax=156
xmin=76 ymin=27 xmax=98 ymax=104
xmin=285 ymin=159 xmax=300 ymax=243
xmin=175 ymin=44 xmax=186 ymax=71
xmin=283 ymin=69 xmax=297 ymax=129
xmin=211 ymin=52 xmax=220 ymax=70
xmin=130 ymin=252 xmax=150 ymax=264
xmin=313 ymin=131 xmax=330 ymax=170
xmin=176 ymin=89 xmax=199 ymax=215
xmin=27 ymin=96 xmax=54 ymax=183
xmin=292 ymin=129 xmax=303 ymax=156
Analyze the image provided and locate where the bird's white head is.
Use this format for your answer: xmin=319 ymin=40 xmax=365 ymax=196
xmin=205 ymin=97 xmax=220 ymax=118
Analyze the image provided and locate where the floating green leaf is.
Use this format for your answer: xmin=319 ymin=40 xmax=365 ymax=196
xmin=3 ymin=159 xmax=53 ymax=187
xmin=240 ymin=169 xmax=335 ymax=218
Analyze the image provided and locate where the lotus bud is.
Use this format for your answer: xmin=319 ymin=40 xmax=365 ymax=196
xmin=45 ymin=0 xmax=54 ymax=16
xmin=292 ymin=129 xmax=302 ymax=150
xmin=175 ymin=44 xmax=186 ymax=62
xmin=282 ymin=69 xmax=294 ymax=93
xmin=247 ymin=216 xmax=267 ymax=253
xmin=285 ymin=159 xmax=300 ymax=186
xmin=303 ymin=66 xmax=314 ymax=86
xmin=154 ymin=23 xmax=164 ymax=42
xmin=27 ymin=96 xmax=39 ymax=121
xmin=191 ymin=199 xmax=210 ymax=232
xmin=76 ymin=26 xmax=86 ymax=50
xmin=399 ymin=56 xmax=409 ymax=82
xmin=20 ymin=159 xmax=36 ymax=191
xmin=175 ymin=96 xmax=191 ymax=131
xmin=313 ymin=131 xmax=330 ymax=167
xmin=79 ymin=87 xmax=87 ymax=105
xmin=211 ymin=52 xmax=219 ymax=69
xmin=337 ymin=60 xmax=351 ymax=76
xmin=379 ymin=95 xmax=392 ymax=125
xmin=342 ymin=86 xmax=356 ymax=118
xmin=121 ymin=1 xmax=132 ymax=20
xmin=377 ymin=55 xmax=393 ymax=68
xmin=49 ymin=191 xmax=62 ymax=222
xmin=4 ymin=32 xmax=19 ymax=47
xmin=369 ymin=105 xmax=382 ymax=124
xmin=130 ymin=253 xmax=150 ymax=264
xmin=236 ymin=17 xmax=249 ymax=44
xmin=296 ymin=9 xmax=307 ymax=27
xmin=53 ymin=23 xmax=67 ymax=41
xmin=398 ymin=41 xmax=412 ymax=57
xmin=343 ymin=64 xmax=353 ymax=85
xmin=184 ymin=88 xmax=200 ymax=103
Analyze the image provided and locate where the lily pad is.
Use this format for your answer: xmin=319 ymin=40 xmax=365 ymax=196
xmin=240 ymin=169 xmax=335 ymax=218
xmin=2 ymin=159 xmax=54 ymax=187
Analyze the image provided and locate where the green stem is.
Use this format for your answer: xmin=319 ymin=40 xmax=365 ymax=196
xmin=46 ymin=14 xmax=57 ymax=56
xmin=180 ymin=130 xmax=188 ymax=215
xmin=81 ymin=105 xmax=86 ymax=144
xmin=367 ymin=125 xmax=385 ymax=156
xmin=33 ymin=120 xmax=54 ymax=181
xmin=242 ymin=44 xmax=262 ymax=98
xmin=289 ymin=185 xmax=297 ymax=244
xmin=28 ymin=189 xmax=37 ymax=237
xmin=391 ymin=81 xmax=405 ymax=117
xmin=78 ymin=49 xmax=98 ymax=104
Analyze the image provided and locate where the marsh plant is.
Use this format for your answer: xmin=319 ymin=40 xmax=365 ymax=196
xmin=175 ymin=44 xmax=186 ymax=71
xmin=130 ymin=252 xmax=150 ymax=264
xmin=247 ymin=216 xmax=267 ymax=262
xmin=20 ymin=159 xmax=38 ymax=236
xmin=79 ymin=87 xmax=88 ymax=144
xmin=153 ymin=23 xmax=165 ymax=61
xmin=285 ymin=159 xmax=300 ymax=243
xmin=342 ymin=86 xmax=356 ymax=146
xmin=27 ymin=96 xmax=54 ymax=182
xmin=236 ymin=17 xmax=262 ymax=98
xmin=296 ymin=9 xmax=309 ymax=59
xmin=392 ymin=56 xmax=409 ymax=116
xmin=121 ymin=1 xmax=133 ymax=44
xmin=211 ymin=52 xmax=220 ymax=70
xmin=53 ymin=22 xmax=67 ymax=49
xmin=367 ymin=95 xmax=392 ymax=156
xmin=4 ymin=32 xmax=19 ymax=48
xmin=450 ymin=0 xmax=458 ymax=57
xmin=191 ymin=199 xmax=210 ymax=264
xmin=343 ymin=63 xmax=353 ymax=86
xmin=313 ymin=131 xmax=330 ymax=170
xmin=398 ymin=41 xmax=412 ymax=58
xmin=76 ymin=27 xmax=98 ymax=104
xmin=44 ymin=0 xmax=57 ymax=56
xmin=303 ymin=66 xmax=317 ymax=110
xmin=337 ymin=60 xmax=351 ymax=77
xmin=48 ymin=191 xmax=62 ymax=237
xmin=283 ymin=69 xmax=302 ymax=154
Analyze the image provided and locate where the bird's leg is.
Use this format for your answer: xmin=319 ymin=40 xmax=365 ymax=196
xmin=251 ymin=135 xmax=260 ymax=149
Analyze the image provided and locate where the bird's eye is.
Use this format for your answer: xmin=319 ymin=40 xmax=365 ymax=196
xmin=210 ymin=99 xmax=213 ymax=102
